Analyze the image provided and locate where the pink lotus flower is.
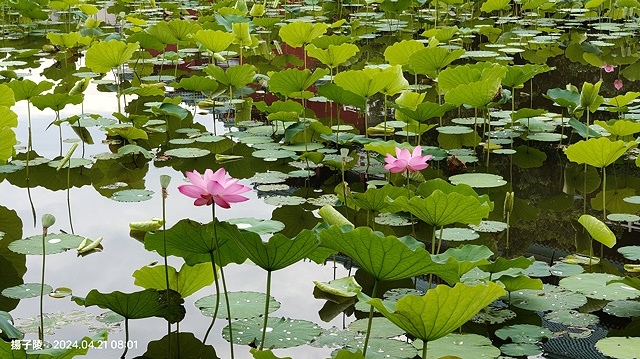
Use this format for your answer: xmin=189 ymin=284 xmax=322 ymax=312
xmin=384 ymin=146 xmax=432 ymax=173
xmin=178 ymin=168 xmax=251 ymax=208
xmin=601 ymin=64 xmax=616 ymax=73
xmin=614 ymin=79 xmax=623 ymax=90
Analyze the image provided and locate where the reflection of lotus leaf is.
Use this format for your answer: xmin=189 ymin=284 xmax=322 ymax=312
xmin=223 ymin=317 xmax=321 ymax=349
xmin=195 ymin=291 xmax=280 ymax=319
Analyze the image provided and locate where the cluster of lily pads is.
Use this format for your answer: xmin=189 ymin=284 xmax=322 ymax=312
xmin=2 ymin=0 xmax=640 ymax=358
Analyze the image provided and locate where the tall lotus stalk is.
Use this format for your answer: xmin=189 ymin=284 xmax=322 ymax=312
xmin=56 ymin=143 xmax=78 ymax=234
xmin=40 ymin=214 xmax=56 ymax=342
xmin=178 ymin=168 xmax=251 ymax=359
xmin=160 ymin=175 xmax=172 ymax=357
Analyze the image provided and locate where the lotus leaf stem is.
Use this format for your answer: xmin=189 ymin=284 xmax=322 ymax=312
xmin=121 ymin=318 xmax=129 ymax=359
xmin=162 ymin=185 xmax=171 ymax=357
xmin=259 ymin=270 xmax=273 ymax=350
xmin=39 ymin=227 xmax=46 ymax=342
xmin=362 ymin=279 xmax=378 ymax=357
xmin=212 ymin=206 xmax=235 ymax=359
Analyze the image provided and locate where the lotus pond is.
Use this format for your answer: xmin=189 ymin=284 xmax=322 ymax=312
xmin=3 ymin=0 xmax=640 ymax=358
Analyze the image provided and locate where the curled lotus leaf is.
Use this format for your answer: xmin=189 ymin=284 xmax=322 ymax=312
xmin=85 ymin=40 xmax=140 ymax=73
xmin=564 ymin=137 xmax=637 ymax=168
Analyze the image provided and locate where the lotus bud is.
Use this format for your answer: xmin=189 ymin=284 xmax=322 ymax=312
xmin=42 ymin=214 xmax=56 ymax=229
xmin=340 ymin=148 xmax=349 ymax=159
xmin=56 ymin=143 xmax=78 ymax=171
xmin=504 ymin=191 xmax=515 ymax=217
xmin=160 ymin=175 xmax=171 ymax=189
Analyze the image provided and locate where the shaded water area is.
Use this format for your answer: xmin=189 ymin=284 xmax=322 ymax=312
xmin=1 ymin=1 xmax=640 ymax=359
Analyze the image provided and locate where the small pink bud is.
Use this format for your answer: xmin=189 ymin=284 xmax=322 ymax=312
xmin=614 ymin=79 xmax=623 ymax=90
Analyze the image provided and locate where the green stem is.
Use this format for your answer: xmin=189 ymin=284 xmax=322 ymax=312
xmin=259 ymin=270 xmax=272 ymax=350
xmin=201 ymin=251 xmax=220 ymax=345
xmin=121 ymin=319 xmax=129 ymax=359
xmin=162 ymin=187 xmax=171 ymax=358
xmin=436 ymin=226 xmax=444 ymax=254
xmin=362 ymin=279 xmax=379 ymax=357
xmin=422 ymin=340 xmax=428 ymax=358
xmin=67 ymin=162 xmax=74 ymax=235
xmin=212 ymin=206 xmax=235 ymax=359
xmin=39 ymin=227 xmax=46 ymax=342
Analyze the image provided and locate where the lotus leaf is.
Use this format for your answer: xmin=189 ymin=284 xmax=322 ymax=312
xmin=511 ymin=284 xmax=587 ymax=311
xmin=46 ymin=31 xmax=91 ymax=48
xmin=544 ymin=309 xmax=599 ymax=326
xmin=495 ymin=324 xmax=552 ymax=343
xmin=348 ymin=317 xmax=405 ymax=338
xmin=171 ymin=75 xmax=219 ymax=93
xmin=317 ymin=83 xmax=366 ymax=109
xmin=145 ymin=332 xmax=217 ymax=359
xmin=527 ymin=132 xmax=566 ymax=142
xmin=578 ymin=214 xmax=616 ymax=248
xmin=250 ymin=349 xmax=292 ymax=359
xmin=225 ymin=218 xmax=285 ymax=234
xmin=416 ymin=178 xmax=493 ymax=210
xmin=204 ymin=64 xmax=256 ymax=92
xmin=500 ymin=343 xmax=541 ymax=356
xmin=85 ymin=288 xmax=185 ymax=323
xmin=449 ymin=173 xmax=507 ymax=188
xmin=408 ymin=47 xmax=465 ymax=78
xmin=334 ymin=67 xmax=396 ymax=98
xmin=388 ymin=190 xmax=490 ymax=227
xmin=269 ymin=68 xmax=329 ymax=98
xmin=279 ymin=21 xmax=329 ymax=48
xmin=472 ymin=306 xmax=516 ymax=324
xmin=32 ymin=93 xmax=82 ymax=112
xmin=498 ymin=275 xmax=543 ymax=292
xmin=0 ymin=311 xmax=22 ymax=339
xmin=564 ymin=137 xmax=637 ymax=168
xmin=2 ymin=283 xmax=52 ymax=299
xmin=502 ymin=64 xmax=551 ymax=88
xmin=352 ymin=184 xmax=407 ymax=212
xmin=0 ymin=84 xmax=15 ymax=107
xmin=434 ymin=227 xmax=480 ymax=241
xmin=469 ymin=220 xmax=508 ymax=233
xmin=191 ymin=29 xmax=235 ymax=53
xmin=395 ymin=101 xmax=456 ymax=123
xmin=195 ymin=291 xmax=280 ymax=319
xmin=232 ymin=229 xmax=319 ymax=271
xmin=579 ymin=80 xmax=604 ymax=113
xmin=596 ymin=337 xmax=640 ymax=359
xmin=111 ymin=189 xmax=154 ymax=202
xmin=306 ymin=43 xmax=359 ymax=69
xmin=595 ymin=119 xmax=640 ymax=138
xmin=85 ymin=40 xmax=139 ymax=73
xmin=133 ymin=262 xmax=213 ymax=298
xmin=223 ymin=317 xmax=321 ymax=349
xmin=560 ymin=273 xmax=640 ymax=300
xmin=9 ymin=233 xmax=85 ymax=255
xmin=369 ymin=282 xmax=504 ymax=342
xmin=318 ymin=225 xmax=458 ymax=283
xmin=6 ymin=79 xmax=53 ymax=101
xmin=603 ymin=300 xmax=640 ymax=317
xmin=384 ymin=40 xmax=424 ymax=67
xmin=592 ymin=189 xmax=640 ymax=214
xmin=314 ymin=276 xmax=362 ymax=298
xmin=549 ymin=263 xmax=584 ymax=277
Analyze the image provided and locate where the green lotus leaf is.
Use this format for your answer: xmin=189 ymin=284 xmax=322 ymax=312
xmin=408 ymin=47 xmax=465 ymax=78
xmin=388 ymin=190 xmax=490 ymax=226
xmin=269 ymin=68 xmax=329 ymax=98
xmin=435 ymin=227 xmax=479 ymax=242
xmin=369 ymin=282 xmax=505 ymax=342
xmin=225 ymin=218 xmax=285 ymax=235
xmin=318 ymin=82 xmax=365 ymax=109
xmin=145 ymin=332 xmax=217 ymax=359
xmin=127 ymin=31 xmax=164 ymax=51
xmin=596 ymin=337 xmax=640 ymax=359
xmin=595 ymin=119 xmax=640 ymax=138
xmin=195 ymin=291 xmax=280 ymax=319
xmin=306 ymin=43 xmax=359 ymax=69
xmin=510 ymin=284 xmax=587 ymax=311
xmin=478 ymin=256 xmax=534 ymax=274
xmin=85 ymin=288 xmax=185 ymax=323
xmin=605 ymin=91 xmax=640 ymax=110
xmin=191 ymin=29 xmax=235 ymax=53
xmin=449 ymin=173 xmax=507 ymax=188
xmin=0 ymin=311 xmax=23 ymax=339
xmin=618 ymin=246 xmax=640 ymax=261
xmin=133 ymin=262 xmax=214 ymax=298
xmin=232 ymin=22 xmax=252 ymax=47
xmin=348 ymin=317 xmax=406 ymax=338
xmin=204 ymin=64 xmax=256 ymax=92
xmin=444 ymin=77 xmax=503 ymax=109
xmin=8 ymin=233 xmax=85 ymax=255
xmin=6 ymin=79 xmax=54 ymax=101
xmin=469 ymin=220 xmax=508 ymax=233
xmin=232 ymin=229 xmax=319 ymax=271
xmin=495 ymin=324 xmax=552 ymax=343
xmin=118 ymin=144 xmax=153 ymax=159
xmin=85 ymin=40 xmax=140 ymax=73
xmin=171 ymin=75 xmax=219 ymax=93
xmin=0 ymin=84 xmax=15 ymax=107
xmin=46 ymin=31 xmax=91 ymax=48
xmin=512 ymin=145 xmax=547 ymax=168
xmin=165 ymin=148 xmax=210 ymax=158
xmin=352 ymin=184 xmax=407 ymax=212
xmin=416 ymin=178 xmax=494 ymax=210
xmin=603 ymin=300 xmax=640 ymax=318
xmin=498 ymin=275 xmax=543 ymax=292
xmin=480 ymin=0 xmax=511 ymax=12
xmin=318 ymin=225 xmax=458 ymax=283
xmin=560 ymin=273 xmax=640 ymax=300
xmin=433 ymin=244 xmax=492 ymax=277
xmin=437 ymin=63 xmax=485 ymax=92
xmin=416 ymin=333 xmax=501 ymax=358
xmin=31 ymin=93 xmax=83 ymax=112
xmin=384 ymin=40 xmax=424 ymax=67
xmin=111 ymin=189 xmax=154 ymax=202
xmin=279 ymin=21 xmax=329 ymax=48
xmin=549 ymin=263 xmax=584 ymax=277
xmin=578 ymin=80 xmax=604 ymax=113
xmin=565 ymin=137 xmax=637 ymax=168
xmin=500 ymin=343 xmax=541 ymax=356
xmin=0 ymin=106 xmax=17 ymax=129
xmin=544 ymin=87 xmax=580 ymax=111
xmin=334 ymin=67 xmax=393 ymax=98
xmin=144 ymin=219 xmax=248 ymax=267
xmin=544 ymin=309 xmax=599 ymax=326
xmin=250 ymin=348 xmax=292 ymax=359
xmin=313 ymin=276 xmax=362 ymax=298
xmin=2 ymin=283 xmax=52 ymax=299
xmin=223 ymin=317 xmax=321 ymax=349
xmin=340 ymin=337 xmax=417 ymax=358
xmin=578 ymin=214 xmax=616 ymax=248
xmin=502 ymin=64 xmax=552 ymax=88
xmin=395 ymin=101 xmax=456 ymax=123
xmin=149 ymin=19 xmax=201 ymax=45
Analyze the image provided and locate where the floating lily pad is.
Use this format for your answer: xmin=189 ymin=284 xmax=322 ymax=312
xmin=449 ymin=173 xmax=507 ymax=188
xmin=471 ymin=306 xmax=516 ymax=324
xmin=544 ymin=309 xmax=599 ymax=326
xmin=249 ymin=171 xmax=289 ymax=184
xmin=111 ymin=189 xmax=154 ymax=202
xmin=374 ymin=213 xmax=412 ymax=226
xmin=223 ymin=317 xmax=321 ymax=349
xmin=560 ymin=273 xmax=640 ymax=300
xmin=493 ymin=149 xmax=516 ymax=155
xmin=309 ymin=327 xmax=356 ymax=349
xmin=9 ymin=233 xmax=85 ymax=255
xmin=435 ymin=228 xmax=479 ymax=241
xmin=469 ymin=220 xmax=508 ymax=233
xmin=596 ymin=337 xmax=640 ymax=359
xmin=195 ymin=291 xmax=280 ymax=319
xmin=288 ymin=170 xmax=315 ymax=178
xmin=49 ymin=287 xmax=73 ymax=299
xmin=2 ymin=283 xmax=53 ymax=299
xmin=348 ymin=317 xmax=405 ymax=338
xmin=0 ymin=164 xmax=24 ymax=173
xmin=607 ymin=213 xmax=640 ymax=222
xmin=226 ymin=218 xmax=285 ymax=235
xmin=618 ymin=246 xmax=640 ymax=261
xmin=314 ymin=276 xmax=361 ymax=298
xmin=265 ymin=196 xmax=308 ymax=207
xmin=603 ymin=300 xmax=640 ymax=318
xmin=307 ymin=194 xmax=339 ymax=207
xmin=252 ymin=149 xmax=296 ymax=159
xmin=549 ymin=263 xmax=584 ymax=277
xmin=623 ymin=196 xmax=640 ymax=204
xmin=510 ymin=284 xmax=587 ymax=311
xmin=418 ymin=334 xmax=501 ymax=359
xmin=500 ymin=342 xmax=541 ymax=357
xmin=257 ymin=184 xmax=290 ymax=192
xmin=495 ymin=324 xmax=552 ymax=343
xmin=342 ymin=337 xmax=417 ymax=359
xmin=11 ymin=157 xmax=50 ymax=166
xmin=526 ymin=133 xmax=566 ymax=142
xmin=281 ymin=143 xmax=325 ymax=152
xmin=47 ymin=158 xmax=93 ymax=169
xmin=437 ymin=126 xmax=473 ymax=134
xmin=521 ymin=261 xmax=551 ymax=277
xmin=164 ymin=148 xmax=210 ymax=158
